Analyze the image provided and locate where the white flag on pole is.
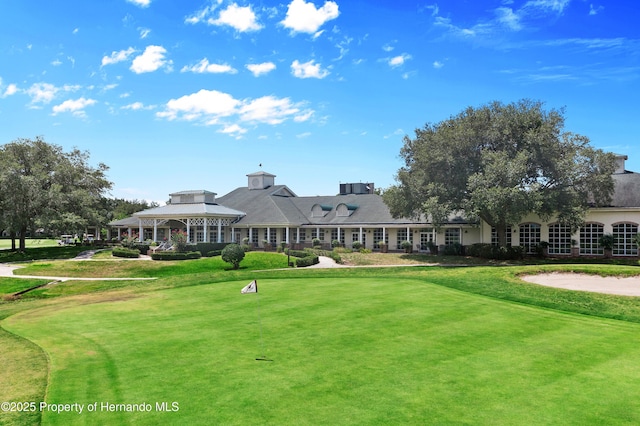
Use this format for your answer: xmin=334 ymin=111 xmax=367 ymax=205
xmin=241 ymin=280 xmax=258 ymax=294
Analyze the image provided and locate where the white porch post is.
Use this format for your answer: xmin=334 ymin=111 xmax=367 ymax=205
xmin=138 ymin=221 xmax=143 ymax=242
xmin=203 ymin=218 xmax=208 ymax=243
xmin=232 ymin=227 xmax=236 ymax=243
xmin=286 ymin=227 xmax=290 ymax=244
xmin=153 ymin=219 xmax=157 ymax=242
xmin=383 ymin=227 xmax=386 ymax=242
xmin=107 ymin=228 xmax=111 ymax=241
xmin=267 ymin=227 xmax=270 ymax=245
xmin=249 ymin=228 xmax=253 ymax=245
xmin=359 ymin=227 xmax=363 ymax=244
xmin=187 ymin=220 xmax=191 ymax=243
xmin=217 ymin=221 xmax=222 ymax=243
xmin=296 ymin=228 xmax=300 ymax=243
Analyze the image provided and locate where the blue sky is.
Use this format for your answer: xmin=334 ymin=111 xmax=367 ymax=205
xmin=1 ymin=0 xmax=638 ymax=204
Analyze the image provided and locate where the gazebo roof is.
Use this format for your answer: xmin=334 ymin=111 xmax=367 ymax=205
xmin=133 ymin=203 xmax=245 ymax=218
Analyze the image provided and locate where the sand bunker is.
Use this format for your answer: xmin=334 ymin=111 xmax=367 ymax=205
xmin=521 ymin=273 xmax=640 ymax=296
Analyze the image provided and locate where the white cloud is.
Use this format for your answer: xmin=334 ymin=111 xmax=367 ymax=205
xmin=291 ymin=59 xmax=329 ymax=79
xmin=208 ymin=3 xmax=262 ymax=32
xmin=246 ymin=62 xmax=276 ymax=77
xmin=3 ymin=83 xmax=18 ymax=97
xmin=26 ymin=82 xmax=78 ymax=105
xmin=52 ymin=97 xmax=97 ymax=117
xmin=130 ymin=45 xmax=170 ymax=73
xmin=157 ymin=89 xmax=314 ymax=135
xmin=239 ymin=96 xmax=300 ymax=124
xmin=72 ymin=28 xmax=79 ymax=34
xmin=122 ymin=102 xmax=151 ymax=110
xmin=382 ymin=43 xmax=395 ymax=52
xmin=139 ymin=27 xmax=151 ymax=39
xmin=51 ymin=59 xmax=62 ymax=66
xmin=589 ymin=4 xmax=604 ymax=16
xmin=496 ymin=7 xmax=522 ymax=30
xmin=433 ymin=61 xmax=444 ymax=69
xmin=220 ymin=124 xmax=247 ymax=136
xmin=157 ymin=89 xmax=240 ymax=121
xmin=181 ymin=58 xmax=237 ymax=74
xmin=388 ymin=54 xmax=411 ymax=68
xmin=102 ymin=47 xmax=136 ymax=67
xmin=281 ymin=0 xmax=340 ymax=34
xmin=127 ymin=0 xmax=151 ymax=8
xmin=523 ymin=0 xmax=570 ymax=14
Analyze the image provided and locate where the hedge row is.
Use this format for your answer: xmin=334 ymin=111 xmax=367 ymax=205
xmin=151 ymin=251 xmax=202 ymax=261
xmin=112 ymin=247 xmax=140 ymax=258
xmin=285 ymin=248 xmax=320 ymax=267
xmin=295 ymin=254 xmax=319 ymax=267
xmin=466 ymin=243 xmax=524 ymax=260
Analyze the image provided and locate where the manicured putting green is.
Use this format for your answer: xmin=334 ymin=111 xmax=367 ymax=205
xmin=6 ymin=277 xmax=640 ymax=425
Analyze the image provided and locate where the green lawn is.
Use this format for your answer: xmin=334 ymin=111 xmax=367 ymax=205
xmin=0 ymin=239 xmax=60 ymax=250
xmin=3 ymin=263 xmax=640 ymax=424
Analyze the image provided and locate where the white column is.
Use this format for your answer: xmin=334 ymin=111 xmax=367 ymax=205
xmin=187 ymin=220 xmax=191 ymax=243
xmin=383 ymin=227 xmax=386 ymax=243
xmin=153 ymin=219 xmax=157 ymax=242
xmin=138 ymin=220 xmax=143 ymax=242
xmin=203 ymin=218 xmax=208 ymax=243
xmin=232 ymin=227 xmax=236 ymax=243
xmin=296 ymin=228 xmax=300 ymax=243
xmin=359 ymin=227 xmax=363 ymax=243
xmin=267 ymin=227 xmax=270 ymax=245
xmin=286 ymin=227 xmax=290 ymax=244
xmin=217 ymin=221 xmax=222 ymax=243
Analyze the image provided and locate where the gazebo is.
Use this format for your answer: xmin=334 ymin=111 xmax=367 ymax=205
xmin=107 ymin=190 xmax=245 ymax=244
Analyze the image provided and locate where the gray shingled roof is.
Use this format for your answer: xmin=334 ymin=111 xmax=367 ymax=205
xmin=133 ymin=203 xmax=245 ymax=218
xmin=611 ymin=172 xmax=640 ymax=207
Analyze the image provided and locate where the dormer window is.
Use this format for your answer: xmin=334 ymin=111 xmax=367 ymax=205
xmin=312 ymin=204 xmax=332 ymax=217
xmin=336 ymin=203 xmax=357 ymax=217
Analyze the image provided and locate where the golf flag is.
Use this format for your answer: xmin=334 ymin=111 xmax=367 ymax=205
xmin=241 ymin=280 xmax=258 ymax=294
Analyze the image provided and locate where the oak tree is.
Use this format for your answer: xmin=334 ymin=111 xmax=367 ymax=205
xmin=383 ymin=100 xmax=616 ymax=247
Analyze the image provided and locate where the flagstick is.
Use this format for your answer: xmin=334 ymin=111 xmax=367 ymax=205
xmin=254 ymin=286 xmax=272 ymax=361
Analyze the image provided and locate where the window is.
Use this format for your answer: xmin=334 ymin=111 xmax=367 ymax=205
xmin=396 ymin=229 xmax=411 ymax=250
xmin=311 ymin=229 xmax=325 ymax=241
xmin=331 ymin=229 xmax=345 ymax=245
xmin=293 ymin=229 xmax=306 ymax=243
xmin=580 ymin=223 xmax=603 ymax=255
xmin=548 ymin=223 xmax=572 ymax=255
xmin=445 ymin=228 xmax=460 ymax=246
xmin=373 ymin=228 xmax=386 ymax=248
xmin=519 ymin=223 xmax=541 ymax=254
xmin=491 ymin=226 xmax=512 ymax=246
xmin=264 ymin=229 xmax=277 ymax=244
xmin=613 ymin=223 xmax=638 ymax=256
xmin=251 ymin=230 xmax=259 ymax=245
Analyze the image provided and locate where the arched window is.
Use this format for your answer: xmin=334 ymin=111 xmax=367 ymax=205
xmin=613 ymin=223 xmax=639 ymax=256
xmin=519 ymin=223 xmax=540 ymax=254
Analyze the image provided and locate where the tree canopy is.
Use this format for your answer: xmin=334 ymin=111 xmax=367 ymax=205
xmin=0 ymin=137 xmax=112 ymax=250
xmin=383 ymin=99 xmax=616 ymax=247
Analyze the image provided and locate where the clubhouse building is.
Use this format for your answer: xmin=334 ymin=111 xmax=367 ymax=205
xmin=108 ymin=154 xmax=640 ymax=257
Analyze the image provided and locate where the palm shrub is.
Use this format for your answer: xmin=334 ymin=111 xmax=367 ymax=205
xmin=221 ymin=243 xmax=245 ymax=270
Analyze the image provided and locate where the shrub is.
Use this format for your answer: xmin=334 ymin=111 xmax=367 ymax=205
xmin=206 ymin=250 xmax=222 ymax=257
xmin=352 ymin=241 xmax=362 ymax=250
xmin=195 ymin=242 xmax=229 ymax=257
xmin=221 ymin=243 xmax=245 ymax=269
xmin=295 ymin=254 xmax=319 ymax=267
xmin=312 ymin=238 xmax=321 ymax=247
xmin=466 ymin=243 xmax=524 ymax=260
xmin=171 ymin=230 xmax=189 ymax=253
xmin=151 ymin=251 xmax=202 ymax=261
xmin=442 ymin=243 xmax=462 ymax=256
xmin=112 ymin=247 xmax=140 ymax=258
xmin=331 ymin=239 xmax=341 ymax=248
